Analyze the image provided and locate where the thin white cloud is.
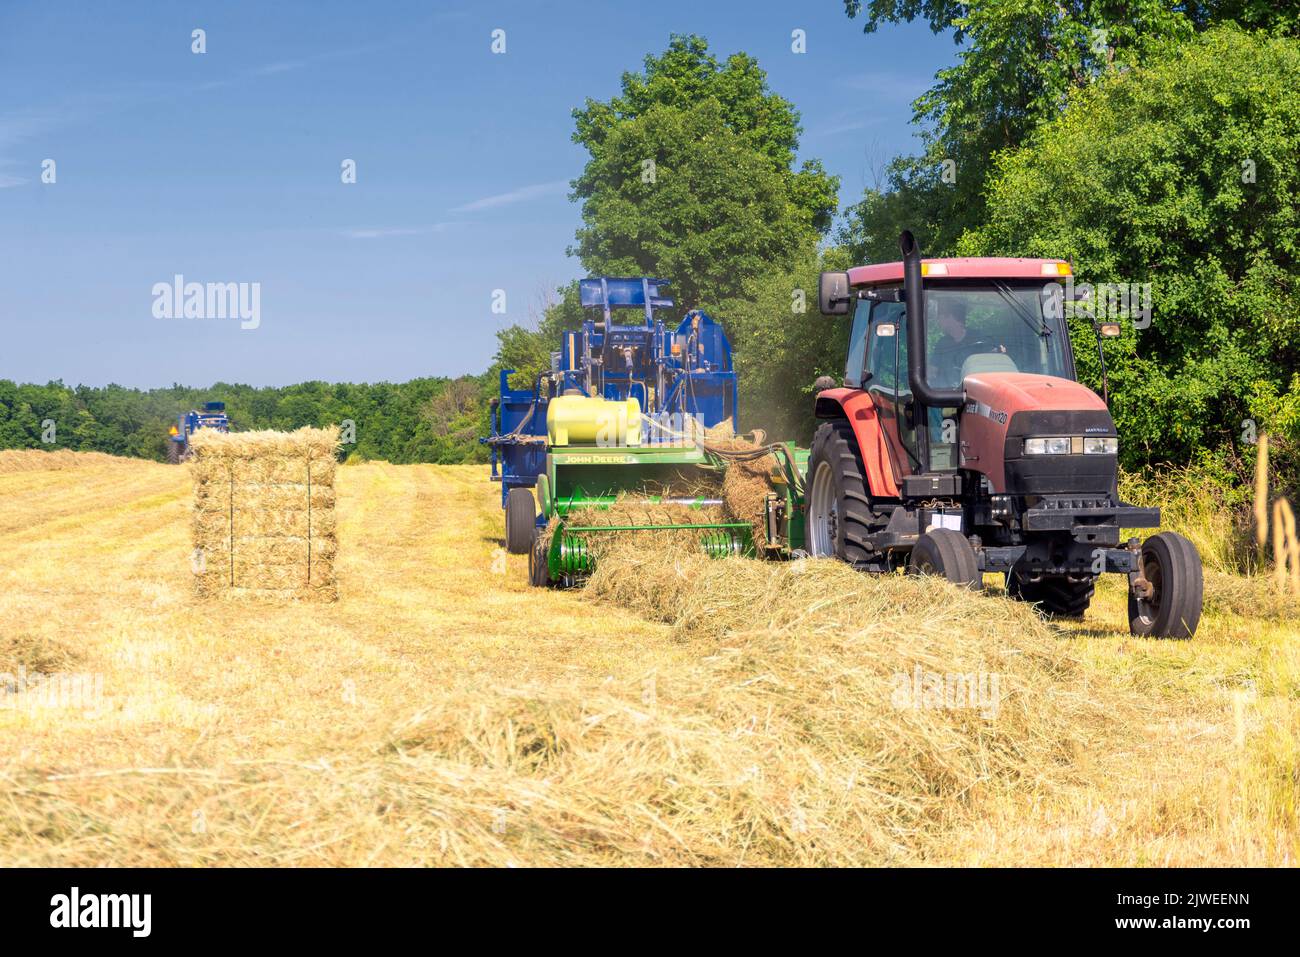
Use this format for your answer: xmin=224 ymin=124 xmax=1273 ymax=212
xmin=451 ymin=179 xmax=569 ymax=213
xmin=340 ymin=223 xmax=454 ymax=240
xmin=198 ymin=41 xmax=391 ymax=92
xmin=198 ymin=60 xmax=308 ymax=91
xmin=251 ymin=60 xmax=307 ymax=76
xmin=0 ymin=40 xmax=398 ymax=184
xmin=838 ymin=72 xmax=931 ymax=103
xmin=806 ymin=117 xmax=879 ymax=139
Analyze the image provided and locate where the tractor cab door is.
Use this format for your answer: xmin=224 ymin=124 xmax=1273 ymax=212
xmin=861 ymin=297 xmax=924 ymax=484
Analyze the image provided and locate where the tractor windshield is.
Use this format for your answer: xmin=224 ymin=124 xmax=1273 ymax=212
xmin=924 ymin=282 xmax=1072 ymax=390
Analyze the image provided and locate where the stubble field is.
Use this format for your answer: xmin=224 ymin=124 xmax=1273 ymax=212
xmin=1 ymin=450 xmax=1295 ymax=866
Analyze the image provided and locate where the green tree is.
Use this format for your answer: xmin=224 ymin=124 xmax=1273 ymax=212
xmin=494 ymin=35 xmax=841 ymax=438
xmin=0 ymin=378 xmax=492 ymax=465
xmin=838 ymin=1 xmax=1298 ymax=261
xmin=958 ymin=26 xmax=1300 ymax=467
xmin=569 ymin=34 xmax=838 ymax=310
xmin=719 ymin=246 xmax=855 ymax=441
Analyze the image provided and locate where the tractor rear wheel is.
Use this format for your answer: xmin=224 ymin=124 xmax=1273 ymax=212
xmin=907 ymin=528 xmax=981 ymax=589
xmin=167 ymin=442 xmax=182 ymax=465
xmin=804 ymin=420 xmax=876 ymax=565
xmin=1128 ymin=532 xmax=1203 ymax=638
xmin=528 ymin=530 xmax=551 ymax=588
xmin=505 ymin=488 xmax=537 ymax=554
xmin=1006 ymin=571 xmax=1095 ymax=618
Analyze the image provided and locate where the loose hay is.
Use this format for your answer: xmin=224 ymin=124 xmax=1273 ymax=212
xmin=710 ymin=435 xmax=781 ymax=546
xmin=579 ymin=538 xmax=1138 ymax=853
xmin=189 ymin=427 xmax=341 ymax=602
xmin=0 ymin=449 xmax=133 ymax=473
xmin=2 ymin=459 xmax=1294 ymax=866
xmin=558 ymin=497 xmax=732 ymax=566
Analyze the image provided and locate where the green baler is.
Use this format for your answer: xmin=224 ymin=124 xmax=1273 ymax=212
xmin=530 ymin=440 xmax=810 ymax=587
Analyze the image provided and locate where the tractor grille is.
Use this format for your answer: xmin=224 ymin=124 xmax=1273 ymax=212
xmin=1031 ymin=495 xmax=1113 ymax=511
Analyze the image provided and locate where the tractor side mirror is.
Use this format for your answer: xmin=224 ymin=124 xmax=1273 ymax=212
xmin=1096 ymin=321 xmax=1122 ymax=338
xmin=818 ymin=272 xmax=851 ymax=316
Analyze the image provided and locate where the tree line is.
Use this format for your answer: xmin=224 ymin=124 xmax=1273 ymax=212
xmin=0 ymin=378 xmax=491 ymax=464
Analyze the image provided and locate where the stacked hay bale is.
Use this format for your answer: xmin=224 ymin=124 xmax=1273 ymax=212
xmin=189 ymin=427 xmax=340 ymax=602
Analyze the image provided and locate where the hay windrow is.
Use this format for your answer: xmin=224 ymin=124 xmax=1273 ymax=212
xmin=1 ymin=633 xmax=82 ymax=674
xmin=580 ymin=539 xmax=1138 ymax=849
xmin=0 ymin=449 xmax=138 ymax=473
xmin=189 ymin=426 xmax=341 ymax=602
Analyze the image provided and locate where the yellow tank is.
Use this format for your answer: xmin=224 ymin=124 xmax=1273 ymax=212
xmin=547 ymin=395 xmax=642 ymax=446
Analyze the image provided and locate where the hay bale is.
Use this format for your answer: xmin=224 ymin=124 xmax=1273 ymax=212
xmin=189 ymin=427 xmax=340 ymax=602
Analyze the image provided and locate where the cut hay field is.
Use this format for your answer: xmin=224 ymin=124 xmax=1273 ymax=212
xmin=0 ymin=450 xmax=1296 ymax=866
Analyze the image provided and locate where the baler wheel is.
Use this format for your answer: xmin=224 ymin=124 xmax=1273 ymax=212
xmin=907 ymin=528 xmax=981 ymax=589
xmin=804 ymin=420 xmax=876 ymax=565
xmin=1128 ymin=531 xmax=1203 ymax=639
xmin=528 ymin=531 xmax=551 ymax=588
xmin=506 ymin=488 xmax=536 ymax=554
xmin=1006 ymin=572 xmax=1095 ymax=618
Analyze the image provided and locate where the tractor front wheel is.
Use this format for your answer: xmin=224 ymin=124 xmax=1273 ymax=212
xmin=1006 ymin=571 xmax=1095 ymax=619
xmin=505 ymin=487 xmax=537 ymax=555
xmin=907 ymin=529 xmax=981 ymax=589
xmin=1128 ymin=532 xmax=1203 ymax=638
xmin=804 ymin=421 xmax=876 ymax=564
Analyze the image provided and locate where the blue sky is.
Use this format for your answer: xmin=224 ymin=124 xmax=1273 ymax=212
xmin=0 ymin=0 xmax=957 ymax=388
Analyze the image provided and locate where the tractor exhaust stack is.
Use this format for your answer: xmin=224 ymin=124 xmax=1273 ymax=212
xmin=900 ymin=230 xmax=964 ymax=409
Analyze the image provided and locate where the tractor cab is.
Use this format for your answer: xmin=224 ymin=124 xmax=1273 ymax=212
xmin=830 ymin=258 xmax=1079 ymax=479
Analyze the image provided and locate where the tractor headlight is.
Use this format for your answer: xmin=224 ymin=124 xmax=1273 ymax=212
xmin=1024 ymin=437 xmax=1071 ymax=455
xmin=1084 ymin=437 xmax=1118 ymax=454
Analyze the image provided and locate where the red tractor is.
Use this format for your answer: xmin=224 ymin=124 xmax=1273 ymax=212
xmin=808 ymin=232 xmax=1202 ymax=638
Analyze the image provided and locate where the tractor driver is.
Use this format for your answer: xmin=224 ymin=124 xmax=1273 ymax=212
xmin=924 ymin=297 xmax=1005 ymax=458
xmin=927 ymin=297 xmax=1007 ymax=389
xmin=928 ymin=298 xmax=973 ymax=390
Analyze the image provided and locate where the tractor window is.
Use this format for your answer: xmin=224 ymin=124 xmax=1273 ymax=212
xmin=924 ymin=283 xmax=1071 ymax=389
xmin=843 ymin=298 xmax=870 ymax=388
xmin=867 ymin=300 xmax=905 ymax=389
xmin=866 ymin=299 xmax=921 ymax=481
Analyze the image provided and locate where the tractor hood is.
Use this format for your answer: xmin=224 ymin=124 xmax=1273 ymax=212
xmin=960 ymin=372 xmax=1117 ymax=496
xmin=964 ymin=372 xmax=1108 ymax=417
